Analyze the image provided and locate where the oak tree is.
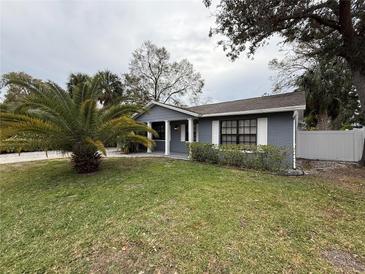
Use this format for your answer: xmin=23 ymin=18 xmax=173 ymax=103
xmin=205 ymin=0 xmax=365 ymax=164
xmin=124 ymin=41 xmax=204 ymax=106
xmin=204 ymin=0 xmax=365 ymax=115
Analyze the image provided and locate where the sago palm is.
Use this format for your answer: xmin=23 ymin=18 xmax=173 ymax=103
xmin=0 ymin=75 xmax=155 ymax=173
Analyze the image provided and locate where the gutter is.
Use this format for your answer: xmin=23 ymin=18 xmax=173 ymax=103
xmin=199 ymin=105 xmax=306 ymax=118
xmin=292 ymin=110 xmax=298 ymax=169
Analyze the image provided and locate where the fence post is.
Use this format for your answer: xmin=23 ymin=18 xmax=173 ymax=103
xmin=354 ymin=128 xmax=365 ymax=161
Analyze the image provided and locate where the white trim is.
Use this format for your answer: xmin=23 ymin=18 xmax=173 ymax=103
xmin=147 ymin=121 xmax=152 ymax=153
xmin=188 ymin=118 xmax=194 ymax=142
xmin=132 ymin=101 xmax=199 ymax=118
xmin=212 ymin=120 xmax=220 ymax=145
xmin=257 ymin=118 xmax=268 ymax=145
xmin=201 ymin=105 xmax=306 ymax=117
xmin=196 ymin=123 xmax=199 ymax=142
xmin=165 ymin=120 xmax=170 ymax=155
xmin=180 ymin=124 xmax=186 ymax=142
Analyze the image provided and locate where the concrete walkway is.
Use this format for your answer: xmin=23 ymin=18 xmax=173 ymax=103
xmin=0 ymin=148 xmax=188 ymax=164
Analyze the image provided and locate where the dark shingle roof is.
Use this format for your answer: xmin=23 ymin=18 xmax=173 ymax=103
xmin=187 ymin=91 xmax=305 ymax=115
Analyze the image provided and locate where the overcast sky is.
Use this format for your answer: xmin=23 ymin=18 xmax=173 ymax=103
xmin=1 ymin=0 xmax=287 ymax=104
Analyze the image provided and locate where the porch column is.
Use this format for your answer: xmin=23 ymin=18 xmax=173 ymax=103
xmin=188 ymin=118 xmax=194 ymax=143
xmin=165 ymin=120 xmax=170 ymax=155
xmin=147 ymin=121 xmax=152 ymax=153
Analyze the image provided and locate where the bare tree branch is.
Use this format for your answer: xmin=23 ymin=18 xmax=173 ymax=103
xmin=124 ymin=41 xmax=204 ymax=106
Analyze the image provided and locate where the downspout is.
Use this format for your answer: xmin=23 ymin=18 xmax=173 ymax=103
xmin=292 ymin=111 xmax=298 ymax=169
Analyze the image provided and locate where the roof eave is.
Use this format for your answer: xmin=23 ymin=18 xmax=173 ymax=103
xmin=133 ymin=101 xmax=306 ymax=119
xmin=132 ymin=101 xmax=200 ymax=119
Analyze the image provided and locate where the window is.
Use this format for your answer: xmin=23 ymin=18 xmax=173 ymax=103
xmin=221 ymin=119 xmax=257 ymax=145
xmin=152 ymin=122 xmax=165 ymax=140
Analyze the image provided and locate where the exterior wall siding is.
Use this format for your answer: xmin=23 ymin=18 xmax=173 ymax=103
xmin=198 ymin=112 xmax=294 ymax=165
xmin=154 ymin=140 xmax=165 ymax=152
xmin=267 ymin=112 xmax=293 ymax=149
xmin=170 ymin=121 xmax=188 ymax=153
xmin=198 ymin=119 xmax=212 ymax=143
xmin=267 ymin=112 xmax=294 ymax=166
xmin=136 ymin=104 xmax=294 ymax=165
xmin=198 ymin=112 xmax=293 ymax=146
xmin=136 ymin=105 xmax=194 ymax=122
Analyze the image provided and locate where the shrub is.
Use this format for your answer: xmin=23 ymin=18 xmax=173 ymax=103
xmin=189 ymin=143 xmax=289 ymax=172
xmin=189 ymin=143 xmax=219 ymax=164
xmin=0 ymin=147 xmax=41 ymax=154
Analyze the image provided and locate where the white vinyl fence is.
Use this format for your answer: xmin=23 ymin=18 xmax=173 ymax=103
xmin=297 ymin=128 xmax=365 ymax=162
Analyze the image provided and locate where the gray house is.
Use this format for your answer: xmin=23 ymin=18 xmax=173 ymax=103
xmin=135 ymin=91 xmax=306 ymax=168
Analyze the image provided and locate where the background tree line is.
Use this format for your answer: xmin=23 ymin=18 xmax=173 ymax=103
xmin=270 ymin=47 xmax=364 ymax=130
xmin=204 ymin=0 xmax=365 ymax=163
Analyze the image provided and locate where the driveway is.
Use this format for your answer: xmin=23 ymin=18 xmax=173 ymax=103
xmin=0 ymin=151 xmax=71 ymax=164
xmin=0 ymin=148 xmax=187 ymax=164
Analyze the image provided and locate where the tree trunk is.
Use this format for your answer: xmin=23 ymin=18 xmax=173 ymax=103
xmin=352 ymin=70 xmax=365 ymax=118
xmin=71 ymin=143 xmax=102 ymax=173
xmin=317 ymin=111 xmax=331 ymax=130
xmin=351 ymin=70 xmax=365 ymax=166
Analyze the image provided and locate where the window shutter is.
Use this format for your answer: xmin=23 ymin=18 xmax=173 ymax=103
xmin=257 ymin=117 xmax=268 ymax=145
xmin=180 ymin=124 xmax=186 ymax=142
xmin=212 ymin=120 xmax=220 ymax=144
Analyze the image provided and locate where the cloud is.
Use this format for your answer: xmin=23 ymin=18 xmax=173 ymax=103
xmin=1 ymin=0 xmax=287 ymax=103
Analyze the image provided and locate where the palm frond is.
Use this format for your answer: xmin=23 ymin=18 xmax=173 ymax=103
xmin=123 ymin=133 xmax=155 ymax=148
xmin=80 ymin=99 xmax=97 ymax=131
xmin=0 ymin=112 xmax=63 ymax=137
xmin=97 ymin=116 xmax=157 ymax=142
xmin=1 ymin=73 xmax=151 ymax=171
xmin=85 ymin=137 xmax=107 ymax=155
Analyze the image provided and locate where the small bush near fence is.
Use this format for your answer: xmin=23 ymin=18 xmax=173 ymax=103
xmin=0 ymin=141 xmax=42 ymax=154
xmin=189 ymin=143 xmax=289 ymax=172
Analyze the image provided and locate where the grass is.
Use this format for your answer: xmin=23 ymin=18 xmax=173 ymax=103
xmin=1 ymin=158 xmax=364 ymax=273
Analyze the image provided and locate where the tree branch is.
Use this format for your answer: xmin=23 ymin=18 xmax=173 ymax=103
xmin=163 ymin=87 xmax=189 ymax=103
xmin=307 ymin=14 xmax=341 ymax=31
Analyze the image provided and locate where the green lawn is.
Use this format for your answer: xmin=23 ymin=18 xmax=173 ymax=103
xmin=1 ymin=158 xmax=364 ymax=273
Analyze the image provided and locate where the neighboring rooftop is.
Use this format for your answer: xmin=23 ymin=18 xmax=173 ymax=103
xmin=187 ymin=91 xmax=306 ymax=115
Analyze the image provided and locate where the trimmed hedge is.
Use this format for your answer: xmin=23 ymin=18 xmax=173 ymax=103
xmin=188 ymin=143 xmax=289 ymax=172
